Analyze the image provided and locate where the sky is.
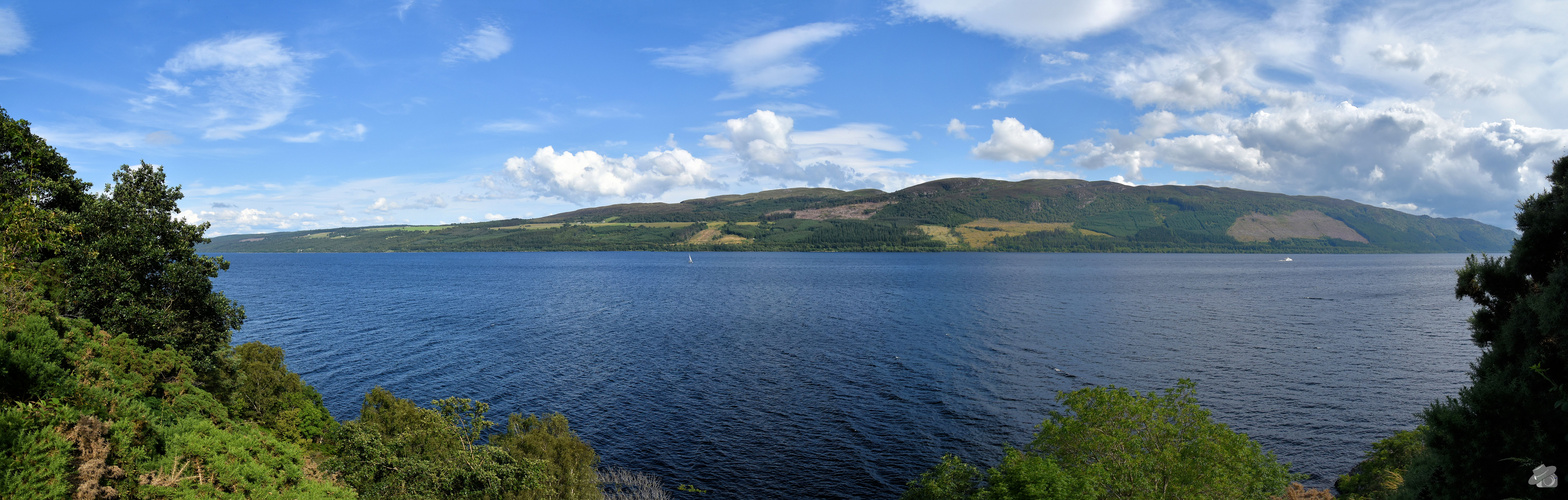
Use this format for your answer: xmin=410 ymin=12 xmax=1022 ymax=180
xmin=3 ymin=0 xmax=1566 ymax=235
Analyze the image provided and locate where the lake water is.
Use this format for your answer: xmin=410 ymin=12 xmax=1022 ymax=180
xmin=213 ymin=252 xmax=1482 ymax=497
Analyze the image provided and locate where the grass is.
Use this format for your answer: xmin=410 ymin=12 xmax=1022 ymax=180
xmin=917 ymin=225 xmax=963 ymax=247
xmin=953 ymin=219 xmax=1103 ymax=248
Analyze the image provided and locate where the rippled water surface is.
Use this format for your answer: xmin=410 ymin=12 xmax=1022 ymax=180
xmin=214 ymin=252 xmax=1480 ymax=497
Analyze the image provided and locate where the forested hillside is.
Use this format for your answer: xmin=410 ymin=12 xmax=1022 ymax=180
xmin=203 ymin=178 xmax=1515 ymax=254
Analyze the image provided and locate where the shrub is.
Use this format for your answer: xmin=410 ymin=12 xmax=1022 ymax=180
xmin=904 ymin=380 xmax=1296 ymax=500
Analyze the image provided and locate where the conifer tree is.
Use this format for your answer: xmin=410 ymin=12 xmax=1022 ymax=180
xmin=1398 ymin=155 xmax=1568 ymax=498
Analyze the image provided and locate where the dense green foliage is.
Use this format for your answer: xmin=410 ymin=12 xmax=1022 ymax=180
xmin=902 ymin=380 xmax=1297 ymax=499
xmin=62 ymin=163 xmax=245 ymax=377
xmin=1336 ymin=427 xmax=1425 ymax=499
xmin=0 ymin=106 xmax=606 ymax=499
xmin=492 ymin=413 xmax=602 ymax=500
xmin=327 ymin=388 xmax=543 ymax=498
xmin=202 ymin=177 xmax=1514 ymax=254
xmin=1390 ymin=155 xmax=1568 ymax=499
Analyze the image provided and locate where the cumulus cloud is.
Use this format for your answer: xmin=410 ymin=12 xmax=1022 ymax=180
xmin=1109 ymin=49 xmax=1257 ymax=110
xmin=179 ymin=207 xmax=320 ymax=234
xmin=499 ymin=145 xmax=718 ymax=204
xmin=1070 ymin=97 xmax=1568 ymax=224
xmin=0 ymin=8 xmax=28 ymax=55
xmin=701 ymin=110 xmax=918 ymax=189
xmin=654 ymin=22 xmax=854 ymax=99
xmin=445 ymin=20 xmax=511 ymax=62
xmin=972 ymin=117 xmax=1054 ymax=162
xmin=484 ymin=213 xmax=505 ymax=221
xmin=946 ymin=118 xmax=971 ymax=139
xmin=1371 ymin=42 xmax=1437 ymax=71
xmin=897 ymin=0 xmax=1151 ymax=43
xmin=141 ymin=33 xmax=312 ymax=140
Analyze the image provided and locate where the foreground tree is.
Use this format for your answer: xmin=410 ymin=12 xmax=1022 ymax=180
xmin=904 ymin=380 xmax=1299 ymax=499
xmin=1395 ymin=156 xmax=1568 ymax=498
xmin=61 ymin=162 xmax=244 ymax=377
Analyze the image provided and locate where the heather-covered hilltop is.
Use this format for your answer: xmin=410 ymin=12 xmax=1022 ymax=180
xmin=203 ymin=178 xmax=1514 ymax=254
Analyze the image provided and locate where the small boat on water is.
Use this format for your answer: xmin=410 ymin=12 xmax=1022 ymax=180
xmin=1280 ymin=257 xmax=1293 ymax=262
xmin=688 ymin=254 xmax=693 ymax=263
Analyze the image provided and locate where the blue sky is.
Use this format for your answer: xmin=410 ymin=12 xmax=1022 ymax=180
xmin=3 ymin=0 xmax=1565 ymax=235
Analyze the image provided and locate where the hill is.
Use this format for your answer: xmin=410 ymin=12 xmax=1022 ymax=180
xmin=201 ymin=178 xmax=1517 ymax=253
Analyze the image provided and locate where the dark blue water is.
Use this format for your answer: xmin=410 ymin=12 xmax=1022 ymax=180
xmin=213 ymin=252 xmax=1481 ymax=497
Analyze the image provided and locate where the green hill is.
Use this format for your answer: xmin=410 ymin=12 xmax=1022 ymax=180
xmin=201 ymin=178 xmax=1516 ymax=253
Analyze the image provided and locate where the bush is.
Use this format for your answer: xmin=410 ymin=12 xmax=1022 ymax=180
xmin=1336 ymin=427 xmax=1424 ymax=499
xmin=492 ymin=412 xmax=601 ymax=500
xmin=328 ymin=387 xmax=544 ymax=499
xmin=904 ymin=380 xmax=1296 ymax=500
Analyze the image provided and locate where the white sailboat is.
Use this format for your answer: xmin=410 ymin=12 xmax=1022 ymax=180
xmin=688 ymin=253 xmax=693 ymax=263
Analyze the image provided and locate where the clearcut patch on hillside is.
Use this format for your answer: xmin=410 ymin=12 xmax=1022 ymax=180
xmin=775 ymin=201 xmax=891 ymax=220
xmin=1227 ymin=210 xmax=1368 ymax=243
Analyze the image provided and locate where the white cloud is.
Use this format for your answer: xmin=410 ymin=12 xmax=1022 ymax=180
xmin=1371 ymin=42 xmax=1438 ymax=71
xmin=484 ymin=213 xmax=505 ymax=221
xmin=1109 ymin=48 xmax=1256 ymax=110
xmin=946 ymin=118 xmax=971 ymax=139
xmin=972 ymin=117 xmax=1054 ymax=162
xmin=282 ymin=131 xmax=323 ymax=143
xmin=282 ymin=123 xmax=365 ymax=143
xmin=1011 ymin=169 xmax=1082 ymax=180
xmin=480 ymin=119 xmax=543 ymax=133
xmin=702 ymin=110 xmax=916 ymax=189
xmin=142 ymin=33 xmax=312 ymax=140
xmin=1068 ymin=97 xmax=1568 ymax=225
xmin=180 ymin=208 xmax=320 ymax=234
xmin=990 ymin=73 xmax=1093 ymax=97
xmin=30 ymin=125 xmax=143 ymax=151
xmin=444 ymin=20 xmax=511 ymax=62
xmin=654 ymin=22 xmax=854 ymax=99
xmin=500 ymin=145 xmax=718 ymax=204
xmin=0 ymin=8 xmax=29 ymax=55
xmin=897 ymin=0 xmax=1152 ymax=44
xmin=1040 ymin=51 xmax=1089 ymax=65
xmin=971 ymin=99 xmax=1008 ymax=110
xmin=745 ymin=102 xmax=837 ymax=117
xmin=368 ymin=195 xmax=448 ymax=212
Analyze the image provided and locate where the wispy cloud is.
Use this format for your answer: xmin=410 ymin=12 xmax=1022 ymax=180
xmin=444 ymin=20 xmax=511 ymax=62
xmin=654 ymin=22 xmax=855 ymax=99
xmin=480 ymin=119 xmax=544 ymax=133
xmin=139 ymin=33 xmax=313 ymax=140
xmin=0 ymin=8 xmax=29 ymax=55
